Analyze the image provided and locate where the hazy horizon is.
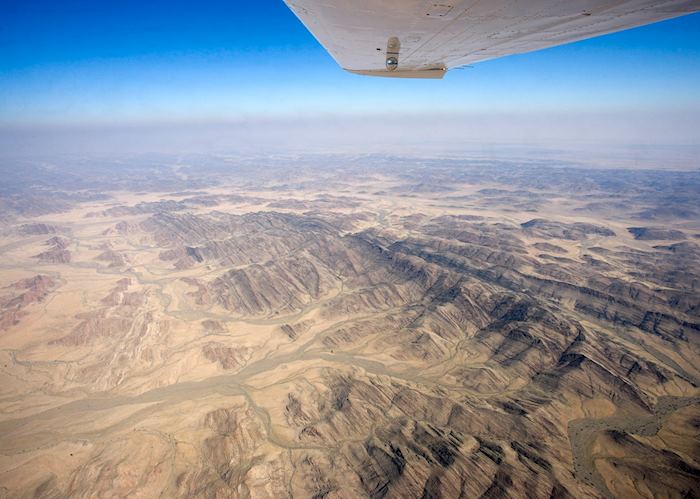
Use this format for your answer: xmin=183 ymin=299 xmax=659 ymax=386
xmin=2 ymin=110 xmax=699 ymax=166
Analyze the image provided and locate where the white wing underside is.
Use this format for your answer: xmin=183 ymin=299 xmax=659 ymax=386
xmin=283 ymin=0 xmax=700 ymax=78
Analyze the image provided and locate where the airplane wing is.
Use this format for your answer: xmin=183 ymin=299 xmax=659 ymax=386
xmin=282 ymin=0 xmax=700 ymax=78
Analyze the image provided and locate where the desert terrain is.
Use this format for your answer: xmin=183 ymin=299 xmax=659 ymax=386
xmin=0 ymin=153 xmax=698 ymax=498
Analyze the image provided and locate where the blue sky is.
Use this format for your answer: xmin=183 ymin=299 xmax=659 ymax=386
xmin=1 ymin=1 xmax=700 ymax=125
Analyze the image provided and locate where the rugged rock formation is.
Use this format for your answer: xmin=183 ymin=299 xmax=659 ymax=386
xmin=35 ymin=236 xmax=71 ymax=263
xmin=1 ymin=154 xmax=698 ymax=499
xmin=0 ymin=275 xmax=57 ymax=330
xmin=628 ymin=227 xmax=687 ymax=240
xmin=521 ymin=219 xmax=616 ymax=240
xmin=17 ymin=223 xmax=59 ymax=235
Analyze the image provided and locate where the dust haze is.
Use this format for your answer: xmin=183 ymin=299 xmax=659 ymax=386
xmin=3 ymin=109 xmax=699 ymax=162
